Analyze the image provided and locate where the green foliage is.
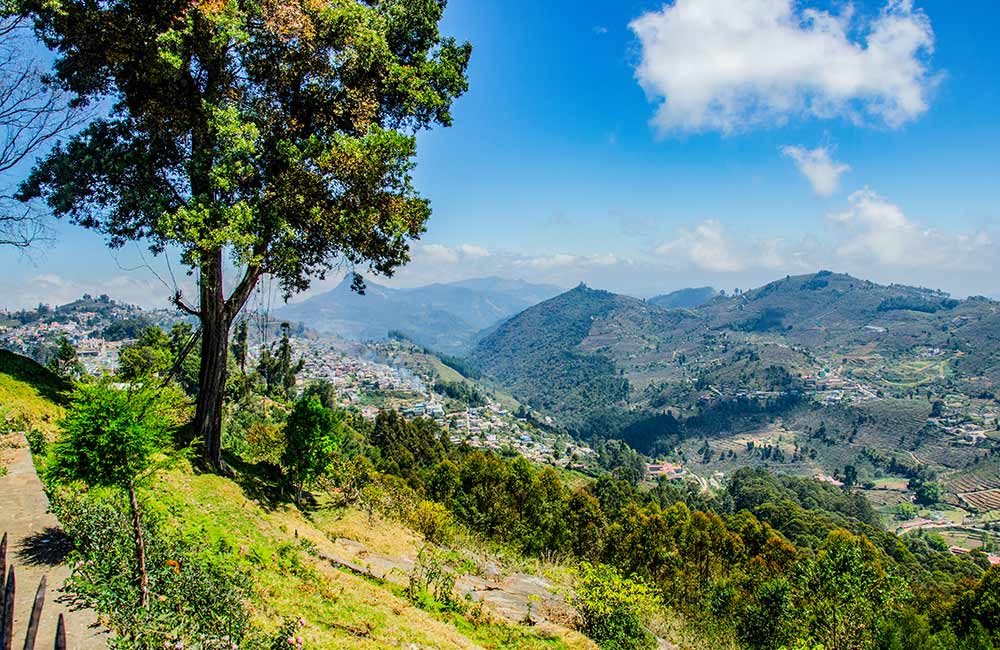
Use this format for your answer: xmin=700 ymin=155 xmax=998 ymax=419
xmin=25 ymin=424 xmax=45 ymax=456
xmin=103 ymin=317 xmax=153 ymax=342
xmin=267 ymin=618 xmax=307 ymax=650
xmin=794 ymin=530 xmax=907 ymax=650
xmin=407 ymin=546 xmax=460 ymax=612
xmin=470 ymin=285 xmax=632 ymax=436
xmin=877 ymin=296 xmax=959 ymax=314
xmin=281 ymin=396 xmax=344 ymax=505
xmin=16 ymin=0 xmax=472 ymax=466
xmin=410 ymin=499 xmax=456 ymax=545
xmin=245 ymin=420 xmax=285 ymax=467
xmin=895 ymin=502 xmax=918 ymax=520
xmin=47 ymin=335 xmax=82 ymax=378
xmin=51 ymin=490 xmax=253 ymax=649
xmin=433 ymin=379 xmax=486 ymax=407
xmin=48 ymin=379 xmax=179 ymax=490
xmin=118 ymin=327 xmax=173 ymax=381
xmin=571 ymin=562 xmax=659 ymax=650
xmin=259 ymin=323 xmax=304 ymax=400
xmin=913 ymin=481 xmax=943 ymax=506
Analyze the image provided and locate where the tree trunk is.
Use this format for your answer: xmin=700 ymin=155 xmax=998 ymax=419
xmin=194 ymin=249 xmax=230 ymax=471
xmin=128 ymin=484 xmax=149 ymax=609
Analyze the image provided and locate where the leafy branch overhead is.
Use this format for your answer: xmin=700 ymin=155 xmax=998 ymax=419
xmin=16 ymin=0 xmax=470 ymax=293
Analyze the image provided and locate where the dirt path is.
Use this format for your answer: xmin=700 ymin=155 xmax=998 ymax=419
xmin=0 ymin=433 xmax=109 ymax=649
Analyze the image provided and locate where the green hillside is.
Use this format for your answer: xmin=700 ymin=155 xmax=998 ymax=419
xmin=471 ymin=284 xmax=635 ymax=434
xmin=0 ymin=350 xmax=68 ymax=433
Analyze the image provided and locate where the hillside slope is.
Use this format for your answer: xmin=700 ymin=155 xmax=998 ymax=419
xmin=469 ymin=272 xmax=1000 ymax=439
xmin=143 ymin=465 xmax=595 ymax=650
xmin=0 ymin=350 xmax=68 ymax=433
xmin=648 ymin=287 xmax=718 ymax=309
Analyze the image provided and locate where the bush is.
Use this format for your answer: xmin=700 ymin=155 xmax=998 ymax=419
xmin=52 ymin=490 xmax=253 ymax=649
xmin=25 ymin=425 xmax=46 ymax=456
xmin=407 ymin=547 xmax=460 ymax=612
xmin=245 ymin=421 xmax=285 ymax=466
xmin=572 ymin=562 xmax=660 ymax=650
xmin=410 ymin=500 xmax=455 ymax=544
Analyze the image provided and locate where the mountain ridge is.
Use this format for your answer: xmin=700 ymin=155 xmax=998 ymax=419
xmin=469 ymin=271 xmax=1000 ymax=439
xmin=277 ymin=275 xmax=563 ymax=354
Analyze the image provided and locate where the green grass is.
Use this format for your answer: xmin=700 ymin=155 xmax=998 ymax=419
xmin=0 ymin=350 xmax=69 ymax=434
xmin=142 ymin=462 xmax=592 ymax=650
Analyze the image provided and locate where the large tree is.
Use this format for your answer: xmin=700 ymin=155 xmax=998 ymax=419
xmin=14 ymin=0 xmax=470 ymax=469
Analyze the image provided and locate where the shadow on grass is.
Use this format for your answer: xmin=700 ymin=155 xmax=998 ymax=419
xmin=17 ymin=526 xmax=74 ymax=567
xmin=219 ymin=451 xmax=314 ymax=512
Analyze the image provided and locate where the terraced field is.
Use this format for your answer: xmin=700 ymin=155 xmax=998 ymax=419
xmin=959 ymin=489 xmax=1000 ymax=512
xmin=946 ymin=472 xmax=1000 ymax=494
xmin=880 ymin=357 xmax=953 ymax=387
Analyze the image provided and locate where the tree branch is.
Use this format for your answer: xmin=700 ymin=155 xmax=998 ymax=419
xmin=225 ymin=263 xmax=263 ymax=322
xmin=172 ymin=290 xmax=202 ymax=317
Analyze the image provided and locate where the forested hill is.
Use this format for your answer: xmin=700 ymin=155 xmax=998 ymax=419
xmin=469 ymin=284 xmax=635 ymax=432
xmin=469 ymin=271 xmax=1000 ymax=440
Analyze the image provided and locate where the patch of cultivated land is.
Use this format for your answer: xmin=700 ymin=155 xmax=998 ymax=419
xmin=959 ymin=489 xmax=1000 ymax=512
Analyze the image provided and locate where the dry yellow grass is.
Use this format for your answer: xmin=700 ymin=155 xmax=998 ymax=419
xmin=146 ymin=465 xmax=588 ymax=649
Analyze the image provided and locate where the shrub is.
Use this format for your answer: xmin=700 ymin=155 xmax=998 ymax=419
xmin=52 ymin=490 xmax=252 ymax=649
xmin=572 ymin=562 xmax=660 ymax=650
xmin=407 ymin=547 xmax=460 ymax=612
xmin=25 ymin=425 xmax=46 ymax=456
xmin=410 ymin=500 xmax=455 ymax=544
xmin=245 ymin=421 xmax=285 ymax=466
xmin=47 ymin=379 xmax=182 ymax=608
xmin=281 ymin=397 xmax=345 ymax=506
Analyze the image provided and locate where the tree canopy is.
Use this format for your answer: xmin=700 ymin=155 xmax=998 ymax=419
xmin=13 ymin=0 xmax=471 ymax=469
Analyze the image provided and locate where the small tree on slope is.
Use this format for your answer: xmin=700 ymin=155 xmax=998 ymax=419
xmin=48 ymin=379 xmax=180 ymax=609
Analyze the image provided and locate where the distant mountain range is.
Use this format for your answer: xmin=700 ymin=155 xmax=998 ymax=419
xmin=648 ymin=286 xmax=719 ymax=309
xmin=469 ymin=271 xmax=1000 ymax=441
xmin=277 ymin=276 xmax=563 ymax=354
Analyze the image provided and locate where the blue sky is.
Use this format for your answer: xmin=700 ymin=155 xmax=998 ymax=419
xmin=2 ymin=0 xmax=998 ymax=309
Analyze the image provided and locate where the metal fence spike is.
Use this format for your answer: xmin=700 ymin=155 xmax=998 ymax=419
xmin=54 ymin=615 xmax=65 ymax=650
xmin=22 ymin=575 xmax=45 ymax=650
xmin=1 ymin=566 xmax=14 ymax=650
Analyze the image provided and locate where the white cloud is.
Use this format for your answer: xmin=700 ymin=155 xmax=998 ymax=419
xmin=415 ymin=243 xmax=460 ymax=265
xmin=459 ymin=243 xmax=490 ymax=258
xmin=0 ymin=273 xmax=172 ymax=310
xmin=630 ymin=0 xmax=937 ymax=134
xmin=656 ymin=220 xmax=789 ymax=272
xmin=516 ymin=253 xmax=618 ymax=271
xmin=827 ymin=188 xmax=992 ymax=269
xmin=781 ymin=145 xmax=851 ymax=196
xmin=413 ymin=242 xmax=494 ymax=265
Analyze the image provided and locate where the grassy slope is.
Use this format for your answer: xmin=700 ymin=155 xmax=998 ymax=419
xmin=144 ymin=464 xmax=594 ymax=650
xmin=0 ymin=349 xmax=591 ymax=649
xmin=0 ymin=350 xmax=68 ymax=433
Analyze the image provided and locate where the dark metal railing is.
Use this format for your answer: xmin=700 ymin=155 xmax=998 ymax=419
xmin=0 ymin=532 xmax=66 ymax=650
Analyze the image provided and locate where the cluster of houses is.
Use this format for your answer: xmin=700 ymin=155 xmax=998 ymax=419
xmin=290 ymin=339 xmax=426 ymax=400
xmin=0 ymin=304 xmax=144 ymax=373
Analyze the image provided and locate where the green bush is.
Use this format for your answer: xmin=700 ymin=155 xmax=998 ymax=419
xmin=25 ymin=425 xmax=46 ymax=456
xmin=407 ymin=546 xmax=460 ymax=612
xmin=572 ymin=562 xmax=660 ymax=650
xmin=52 ymin=490 xmax=253 ymax=649
xmin=410 ymin=500 xmax=456 ymax=544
